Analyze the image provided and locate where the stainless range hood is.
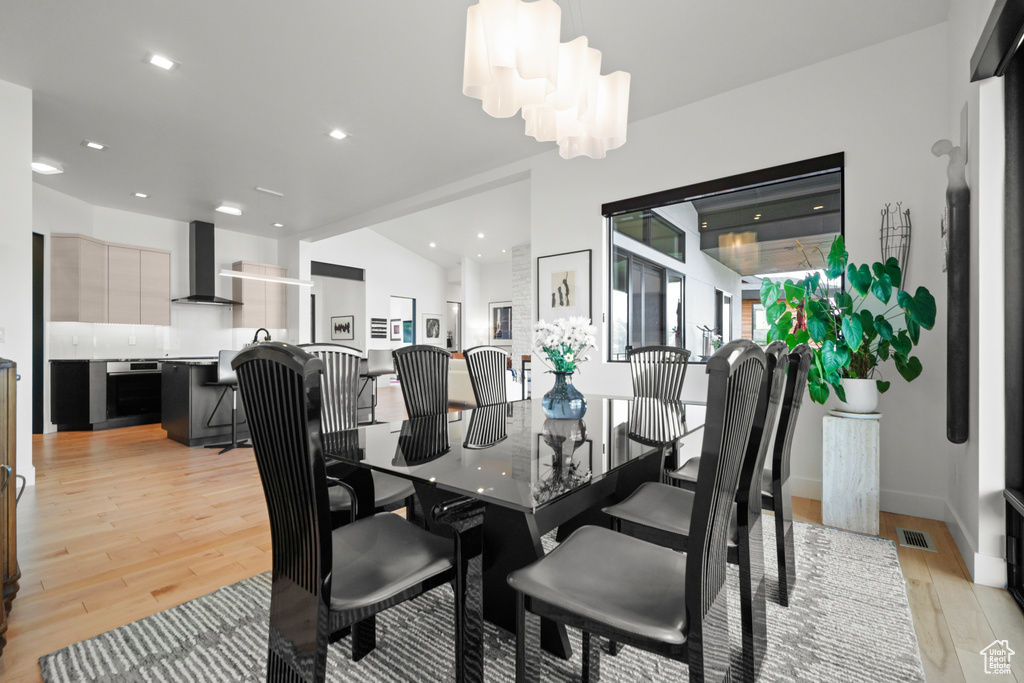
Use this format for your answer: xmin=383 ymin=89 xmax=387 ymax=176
xmin=172 ymin=221 xmax=241 ymax=306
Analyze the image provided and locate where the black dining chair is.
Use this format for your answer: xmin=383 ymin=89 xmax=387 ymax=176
xmin=300 ymin=343 xmax=417 ymax=526
xmin=394 ymin=413 xmax=452 ymax=466
xmin=628 ymin=345 xmax=691 ymax=399
xmin=603 ymin=340 xmax=790 ymax=682
xmin=393 ymin=345 xmax=451 ymax=418
xmin=232 ymin=342 xmax=486 ymax=683
xmin=464 ymin=345 xmax=510 ymax=406
xmin=507 ymin=340 xmax=766 ymax=683
xmin=670 ymin=343 xmax=811 ymax=608
xmin=204 ymin=349 xmax=253 ymax=454
xmin=463 ymin=403 xmax=510 ymax=450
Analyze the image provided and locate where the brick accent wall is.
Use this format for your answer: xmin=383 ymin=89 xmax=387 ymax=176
xmin=511 ymin=244 xmax=531 ymax=395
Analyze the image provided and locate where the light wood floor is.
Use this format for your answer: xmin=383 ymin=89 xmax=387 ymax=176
xmin=0 ymin=389 xmax=1018 ymax=682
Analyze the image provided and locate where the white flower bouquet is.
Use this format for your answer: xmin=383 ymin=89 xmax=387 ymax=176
xmin=533 ymin=317 xmax=597 ymax=374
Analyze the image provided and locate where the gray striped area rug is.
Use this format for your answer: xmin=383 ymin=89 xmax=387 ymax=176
xmin=40 ymin=521 xmax=926 ymax=682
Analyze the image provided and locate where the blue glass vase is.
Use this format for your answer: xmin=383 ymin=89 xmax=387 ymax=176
xmin=541 ymin=372 xmax=587 ymax=419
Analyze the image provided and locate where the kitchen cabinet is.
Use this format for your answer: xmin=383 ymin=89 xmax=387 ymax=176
xmin=51 ymin=234 xmax=170 ymax=325
xmin=51 ymin=234 xmax=108 ymax=323
xmin=162 ymin=361 xmax=250 ymax=447
xmin=231 ymin=261 xmax=287 ymax=329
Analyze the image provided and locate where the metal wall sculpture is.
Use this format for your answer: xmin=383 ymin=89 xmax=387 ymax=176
xmin=932 ymin=139 xmax=969 ymax=444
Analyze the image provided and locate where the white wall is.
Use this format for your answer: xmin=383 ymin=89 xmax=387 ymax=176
xmin=523 ymin=24 xmax=952 ymax=521
xmin=297 ymin=228 xmax=447 ymax=354
xmin=312 ymin=275 xmax=366 ymax=350
xmin=0 ymin=78 xmax=34 ymax=485
xmin=462 ymin=257 xmax=486 ymax=348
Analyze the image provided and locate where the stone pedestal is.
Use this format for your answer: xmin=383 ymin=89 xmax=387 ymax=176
xmin=822 ymin=413 xmax=880 ymax=535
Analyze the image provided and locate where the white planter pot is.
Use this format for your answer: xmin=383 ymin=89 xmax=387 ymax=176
xmin=837 ymin=378 xmax=878 ymax=414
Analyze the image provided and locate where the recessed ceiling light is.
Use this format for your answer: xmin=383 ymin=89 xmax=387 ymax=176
xmin=82 ymin=140 xmax=107 ymax=151
xmin=754 ymin=216 xmax=760 ymax=220
xmin=477 ymin=253 xmax=482 ymax=258
xmin=813 ymin=205 xmax=824 ymax=210
xmin=215 ymin=204 xmax=242 ymax=216
xmin=134 ymin=192 xmax=148 ymax=199
xmin=502 ymin=249 xmax=506 ymax=253
xmin=272 ymin=222 xmax=284 ymax=228
xmin=146 ymin=53 xmax=177 ymax=70
xmin=31 ymin=159 xmax=64 ymax=174
xmin=429 ymin=242 xmax=436 ymax=248
xmin=328 ymin=129 xmax=348 ymax=140
xmin=477 ymin=232 xmax=484 ymax=239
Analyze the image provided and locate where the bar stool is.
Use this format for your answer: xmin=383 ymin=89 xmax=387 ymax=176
xmin=205 ymin=350 xmax=252 ymax=454
xmin=358 ymin=349 xmax=393 ymax=424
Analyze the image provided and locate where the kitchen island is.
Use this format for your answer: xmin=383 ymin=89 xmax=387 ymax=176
xmin=161 ymin=360 xmax=250 ymax=447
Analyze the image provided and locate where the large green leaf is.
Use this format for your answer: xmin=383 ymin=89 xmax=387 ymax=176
xmin=769 ymin=311 xmax=792 ymax=342
xmin=821 ymin=340 xmax=850 ymax=374
xmin=760 ymin=279 xmax=780 ymax=308
xmin=794 ymin=328 xmax=810 ymax=345
xmin=847 ymin=263 xmax=873 ymax=297
xmin=895 ymin=354 xmax=923 ymax=382
xmin=892 ymin=330 xmax=912 ymax=356
xmin=833 ymin=383 xmax=847 ymax=404
xmin=766 ymin=301 xmax=786 ymax=323
xmin=858 ymin=309 xmax=877 ymax=343
xmin=784 ymin=281 xmax=805 ymax=306
xmin=804 ymin=272 xmax=822 ymax=297
xmin=871 ymin=274 xmax=893 ymax=304
xmin=807 ymin=314 xmax=828 ymax=342
xmin=906 ymin=315 xmax=921 ymax=345
xmin=874 ymin=316 xmax=894 ymax=340
xmin=806 ymin=299 xmax=826 ymax=317
xmin=826 ymin=235 xmax=847 ymax=280
xmin=897 ymin=287 xmax=937 ymax=329
xmin=808 ymin=379 xmax=830 ymax=405
xmin=884 ymin=257 xmax=903 ymax=289
xmin=876 ymin=380 xmax=891 ymax=394
xmin=877 ymin=338 xmax=891 ymax=360
xmin=841 ymin=315 xmax=863 ymax=351
xmin=835 ymin=292 xmax=853 ymax=313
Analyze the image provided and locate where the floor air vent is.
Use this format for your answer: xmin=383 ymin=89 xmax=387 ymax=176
xmin=895 ymin=527 xmax=938 ymax=552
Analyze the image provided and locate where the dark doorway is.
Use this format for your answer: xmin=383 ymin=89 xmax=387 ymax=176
xmin=32 ymin=232 xmax=44 ymax=434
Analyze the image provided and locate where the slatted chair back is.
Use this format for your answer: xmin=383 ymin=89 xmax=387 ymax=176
xmin=684 ymin=339 xmax=765 ymax=681
xmin=464 ymin=345 xmax=510 ymax=406
xmin=627 ymin=345 xmax=691 ymax=399
xmin=737 ymin=341 xmax=791 ymax=510
xmin=395 ymin=413 xmax=451 ymax=465
xmin=463 ymin=403 xmax=509 ymax=449
xmin=772 ymin=344 xmax=812 ymax=491
xmin=626 ymin=397 xmax=688 ymax=447
xmin=300 ymin=343 xmax=362 ymax=433
xmin=393 ymin=345 xmax=451 ymax=418
xmin=232 ymin=342 xmax=333 ymax=683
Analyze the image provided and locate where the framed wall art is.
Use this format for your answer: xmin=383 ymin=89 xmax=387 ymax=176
xmin=331 ymin=315 xmax=354 ymax=341
xmin=422 ymin=313 xmax=443 ymax=345
xmin=536 ymin=249 xmax=592 ymax=323
xmin=370 ymin=317 xmax=388 ymax=339
xmin=488 ymin=301 xmax=513 ymax=346
xmin=390 ymin=318 xmax=403 ymax=341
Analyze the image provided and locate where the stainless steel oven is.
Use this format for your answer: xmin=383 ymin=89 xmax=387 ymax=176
xmin=106 ymin=361 xmax=162 ymax=420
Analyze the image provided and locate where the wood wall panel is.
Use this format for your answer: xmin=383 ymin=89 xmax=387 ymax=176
xmin=140 ymin=250 xmax=171 ymax=326
xmin=107 ymin=246 xmax=141 ymax=324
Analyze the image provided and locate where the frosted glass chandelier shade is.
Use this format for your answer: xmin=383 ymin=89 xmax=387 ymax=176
xmin=463 ymin=1 xmax=631 ymax=159
xmin=462 ymin=0 xmax=561 ymax=118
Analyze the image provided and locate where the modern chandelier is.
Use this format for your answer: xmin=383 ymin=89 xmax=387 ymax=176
xmin=462 ymin=0 xmax=630 ymax=160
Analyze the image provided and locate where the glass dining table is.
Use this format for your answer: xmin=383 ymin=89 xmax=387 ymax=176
xmin=323 ymin=395 xmax=706 ymax=660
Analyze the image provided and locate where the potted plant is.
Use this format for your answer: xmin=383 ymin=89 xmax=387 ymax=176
xmin=533 ymin=317 xmax=597 ymax=419
xmin=759 ymin=235 xmax=935 ymax=411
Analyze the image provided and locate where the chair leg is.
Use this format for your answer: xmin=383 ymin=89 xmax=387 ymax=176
xmin=351 ymin=616 xmax=376 ymax=661
xmin=607 ymin=640 xmax=622 ymax=656
xmin=516 ymin=592 xmax=542 ymax=683
xmin=738 ymin=514 xmax=767 ymax=683
xmin=774 ymin=485 xmax=797 ymax=606
xmin=582 ymin=632 xmax=601 ymax=682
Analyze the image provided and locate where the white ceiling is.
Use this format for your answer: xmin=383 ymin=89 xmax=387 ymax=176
xmin=0 ymin=1 xmax=949 ymax=239
xmin=369 ymin=179 xmax=531 ymax=269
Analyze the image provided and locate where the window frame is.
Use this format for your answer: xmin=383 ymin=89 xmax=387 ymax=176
xmin=608 ymin=241 xmax=685 ymax=362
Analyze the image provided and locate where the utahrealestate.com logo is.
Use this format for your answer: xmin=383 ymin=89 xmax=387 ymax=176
xmin=980 ymin=640 xmax=1015 ymax=675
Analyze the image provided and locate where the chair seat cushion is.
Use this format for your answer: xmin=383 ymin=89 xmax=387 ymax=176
xmin=507 ymin=526 xmax=689 ymax=644
xmin=328 ymin=471 xmax=416 ymax=511
xmin=603 ymin=482 xmax=738 ymax=547
xmin=330 ymin=512 xmax=453 ymax=613
xmin=671 ymin=457 xmax=774 ymax=505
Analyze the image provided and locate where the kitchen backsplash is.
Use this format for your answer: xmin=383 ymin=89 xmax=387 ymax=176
xmin=49 ymin=304 xmax=286 ymax=359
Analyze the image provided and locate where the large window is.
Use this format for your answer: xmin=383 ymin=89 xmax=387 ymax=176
xmin=609 ymin=248 xmax=684 ymax=361
xmin=603 ymin=153 xmax=844 ymax=363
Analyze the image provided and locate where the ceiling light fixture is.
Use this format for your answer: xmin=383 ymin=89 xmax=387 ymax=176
xmin=463 ymin=0 xmax=630 ymax=160
xmin=328 ymin=129 xmax=348 ymax=140
xmin=429 ymin=242 xmax=437 ymax=248
xmin=813 ymin=205 xmax=824 ymax=210
xmin=82 ymin=140 xmax=107 ymax=150
xmin=215 ymin=204 xmax=242 ymax=216
xmin=272 ymin=222 xmax=284 ymax=228
xmin=218 ymin=269 xmax=313 ymax=288
xmin=134 ymin=192 xmax=148 ymax=199
xmin=477 ymin=253 xmax=482 ymax=258
xmin=31 ymin=158 xmax=64 ymax=174
xmin=146 ymin=53 xmax=177 ymax=70
xmin=255 ymin=186 xmax=284 ymax=197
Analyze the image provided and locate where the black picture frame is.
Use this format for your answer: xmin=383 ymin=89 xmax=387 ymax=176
xmin=536 ymin=249 xmax=592 ymax=323
xmin=390 ymin=318 xmax=402 ymax=341
xmin=331 ymin=315 xmax=354 ymax=341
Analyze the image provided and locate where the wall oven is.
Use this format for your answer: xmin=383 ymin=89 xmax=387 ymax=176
xmin=106 ymin=361 xmax=162 ymax=421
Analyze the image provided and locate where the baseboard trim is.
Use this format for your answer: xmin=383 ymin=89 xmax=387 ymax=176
xmin=974 ymin=551 xmax=1008 ymax=588
xmin=945 ymin=501 xmax=977 ymax=578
